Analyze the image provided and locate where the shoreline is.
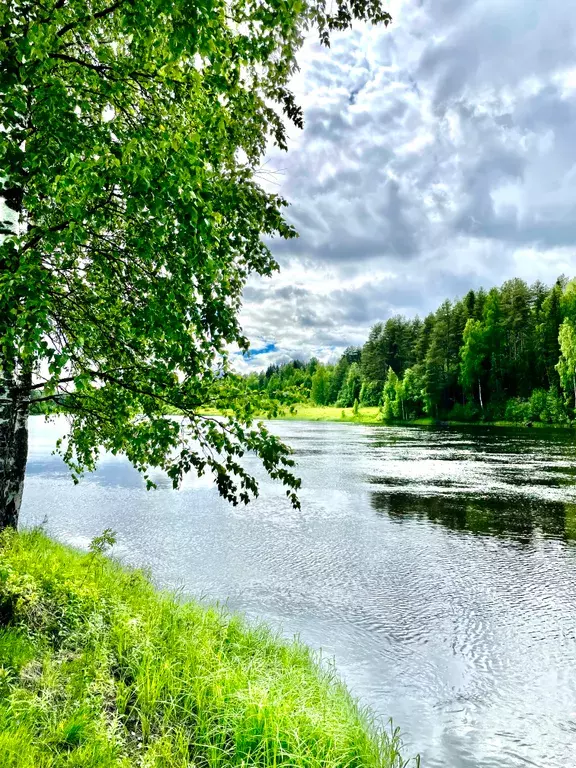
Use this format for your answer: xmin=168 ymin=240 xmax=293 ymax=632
xmin=257 ymin=405 xmax=574 ymax=430
xmin=0 ymin=530 xmax=408 ymax=767
xmin=32 ymin=408 xmax=573 ymax=431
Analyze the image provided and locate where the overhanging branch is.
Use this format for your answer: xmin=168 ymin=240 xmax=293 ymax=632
xmin=56 ymin=0 xmax=127 ymax=39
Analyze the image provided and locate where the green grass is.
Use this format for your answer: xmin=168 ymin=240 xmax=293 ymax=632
xmin=252 ymin=405 xmax=573 ymax=430
xmin=260 ymin=405 xmax=488 ymax=427
xmin=0 ymin=530 xmax=411 ymax=768
xmin=272 ymin=405 xmax=384 ymax=425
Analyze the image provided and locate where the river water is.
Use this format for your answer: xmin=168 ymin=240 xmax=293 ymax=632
xmin=21 ymin=416 xmax=576 ymax=768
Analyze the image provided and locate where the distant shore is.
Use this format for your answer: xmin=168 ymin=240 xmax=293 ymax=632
xmin=261 ymin=404 xmax=573 ymax=430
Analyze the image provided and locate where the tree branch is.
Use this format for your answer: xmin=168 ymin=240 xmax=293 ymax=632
xmin=22 ymin=218 xmax=74 ymax=252
xmin=28 ymin=393 xmax=67 ymax=404
xmin=30 ymin=376 xmax=78 ymax=390
xmin=56 ymin=0 xmax=126 ymax=38
xmin=49 ymin=52 xmax=112 ymax=74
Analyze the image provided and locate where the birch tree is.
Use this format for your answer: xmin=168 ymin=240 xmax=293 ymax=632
xmin=459 ymin=319 xmax=487 ymax=411
xmin=0 ymin=0 xmax=391 ymax=528
xmin=557 ymin=319 xmax=576 ymax=410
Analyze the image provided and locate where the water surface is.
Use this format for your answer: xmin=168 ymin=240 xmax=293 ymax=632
xmin=21 ymin=417 xmax=576 ymax=767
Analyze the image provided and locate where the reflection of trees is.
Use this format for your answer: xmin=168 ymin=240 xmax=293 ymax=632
xmin=370 ymin=491 xmax=572 ymax=542
xmin=367 ymin=426 xmax=576 ymax=458
xmin=565 ymin=504 xmax=576 ymax=541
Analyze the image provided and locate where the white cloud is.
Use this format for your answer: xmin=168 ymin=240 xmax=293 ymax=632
xmin=238 ymin=0 xmax=576 ymax=370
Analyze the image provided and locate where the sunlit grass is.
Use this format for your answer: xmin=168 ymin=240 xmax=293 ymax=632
xmin=0 ymin=530 xmax=411 ymax=768
xmin=271 ymin=405 xmax=384 ymax=424
xmin=265 ymin=406 xmax=571 ymax=430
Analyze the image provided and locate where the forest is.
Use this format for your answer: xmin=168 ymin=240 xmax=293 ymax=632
xmin=245 ymin=276 xmax=576 ymax=424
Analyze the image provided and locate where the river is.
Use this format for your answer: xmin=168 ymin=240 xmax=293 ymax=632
xmin=20 ymin=416 xmax=576 ymax=768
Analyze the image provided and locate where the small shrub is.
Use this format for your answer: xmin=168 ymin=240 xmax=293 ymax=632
xmin=483 ymin=399 xmax=506 ymax=422
xmin=528 ymin=389 xmax=548 ymax=421
xmin=89 ymin=528 xmax=117 ymax=557
xmin=545 ymin=388 xmax=567 ymax=423
xmin=504 ymin=398 xmax=531 ymax=423
xmin=450 ymin=402 xmax=481 ymax=422
xmin=382 ymin=398 xmax=394 ymax=421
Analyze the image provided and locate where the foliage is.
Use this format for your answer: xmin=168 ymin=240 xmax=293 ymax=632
xmin=363 ymin=276 xmax=574 ymax=422
xmin=529 ymin=389 xmax=549 ymax=421
xmin=557 ymin=319 xmax=576 ymax=406
xmin=337 ymin=362 xmax=362 ymax=407
xmin=0 ymin=0 xmax=393 ymax=521
xmin=401 ymin=367 xmax=425 ymax=419
xmin=361 ymin=318 xmax=417 ymax=385
xmin=504 ymin=398 xmax=532 ymax=424
xmin=329 ymin=356 xmax=349 ymax=403
xmin=542 ymin=388 xmax=567 ymax=423
xmin=245 ymin=275 xmax=576 ymax=427
xmin=382 ymin=369 xmax=399 ymax=421
xmin=360 ymin=380 xmax=382 ymax=406
xmin=310 ymin=366 xmax=331 ymax=405
xmin=450 ymin=402 xmax=481 ymax=422
xmin=88 ymin=528 xmax=117 ymax=557
xmin=246 ymin=360 xmax=312 ymax=405
xmin=0 ymin=529 xmax=410 ymax=768
xmin=459 ymin=319 xmax=487 ymax=408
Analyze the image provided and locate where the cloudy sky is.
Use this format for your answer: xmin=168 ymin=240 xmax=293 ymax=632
xmin=236 ymin=0 xmax=576 ymax=371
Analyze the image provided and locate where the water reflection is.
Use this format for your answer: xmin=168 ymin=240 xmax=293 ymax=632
xmin=370 ymin=491 xmax=576 ymax=542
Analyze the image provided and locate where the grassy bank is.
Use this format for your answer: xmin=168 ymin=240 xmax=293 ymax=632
xmin=0 ymin=530 xmax=409 ymax=768
xmin=273 ymin=405 xmax=383 ymax=424
xmin=259 ymin=405 xmax=573 ymax=430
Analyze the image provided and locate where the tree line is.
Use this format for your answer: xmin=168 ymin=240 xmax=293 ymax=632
xmin=247 ymin=276 xmax=576 ymax=424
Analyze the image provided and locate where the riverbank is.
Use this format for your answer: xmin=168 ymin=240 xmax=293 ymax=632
xmin=0 ymin=529 xmax=407 ymax=768
xmin=265 ymin=405 xmax=573 ymax=429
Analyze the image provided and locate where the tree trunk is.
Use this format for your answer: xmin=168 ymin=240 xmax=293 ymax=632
xmin=0 ymin=367 xmax=31 ymax=530
xmin=1 ymin=43 xmax=31 ymax=529
xmin=478 ymin=378 xmax=484 ymax=411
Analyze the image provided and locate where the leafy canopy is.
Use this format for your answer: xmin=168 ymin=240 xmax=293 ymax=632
xmin=0 ymin=0 xmax=391 ymax=506
xmin=557 ymin=318 xmax=576 ymax=403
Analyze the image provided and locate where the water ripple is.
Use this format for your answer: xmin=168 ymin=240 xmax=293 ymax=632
xmin=21 ymin=418 xmax=576 ymax=768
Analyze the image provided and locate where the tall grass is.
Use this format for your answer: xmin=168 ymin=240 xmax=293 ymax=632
xmin=0 ymin=530 xmax=411 ymax=767
xmin=270 ymin=405 xmax=384 ymax=424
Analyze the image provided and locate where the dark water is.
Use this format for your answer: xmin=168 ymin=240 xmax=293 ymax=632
xmin=21 ymin=417 xmax=576 ymax=768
